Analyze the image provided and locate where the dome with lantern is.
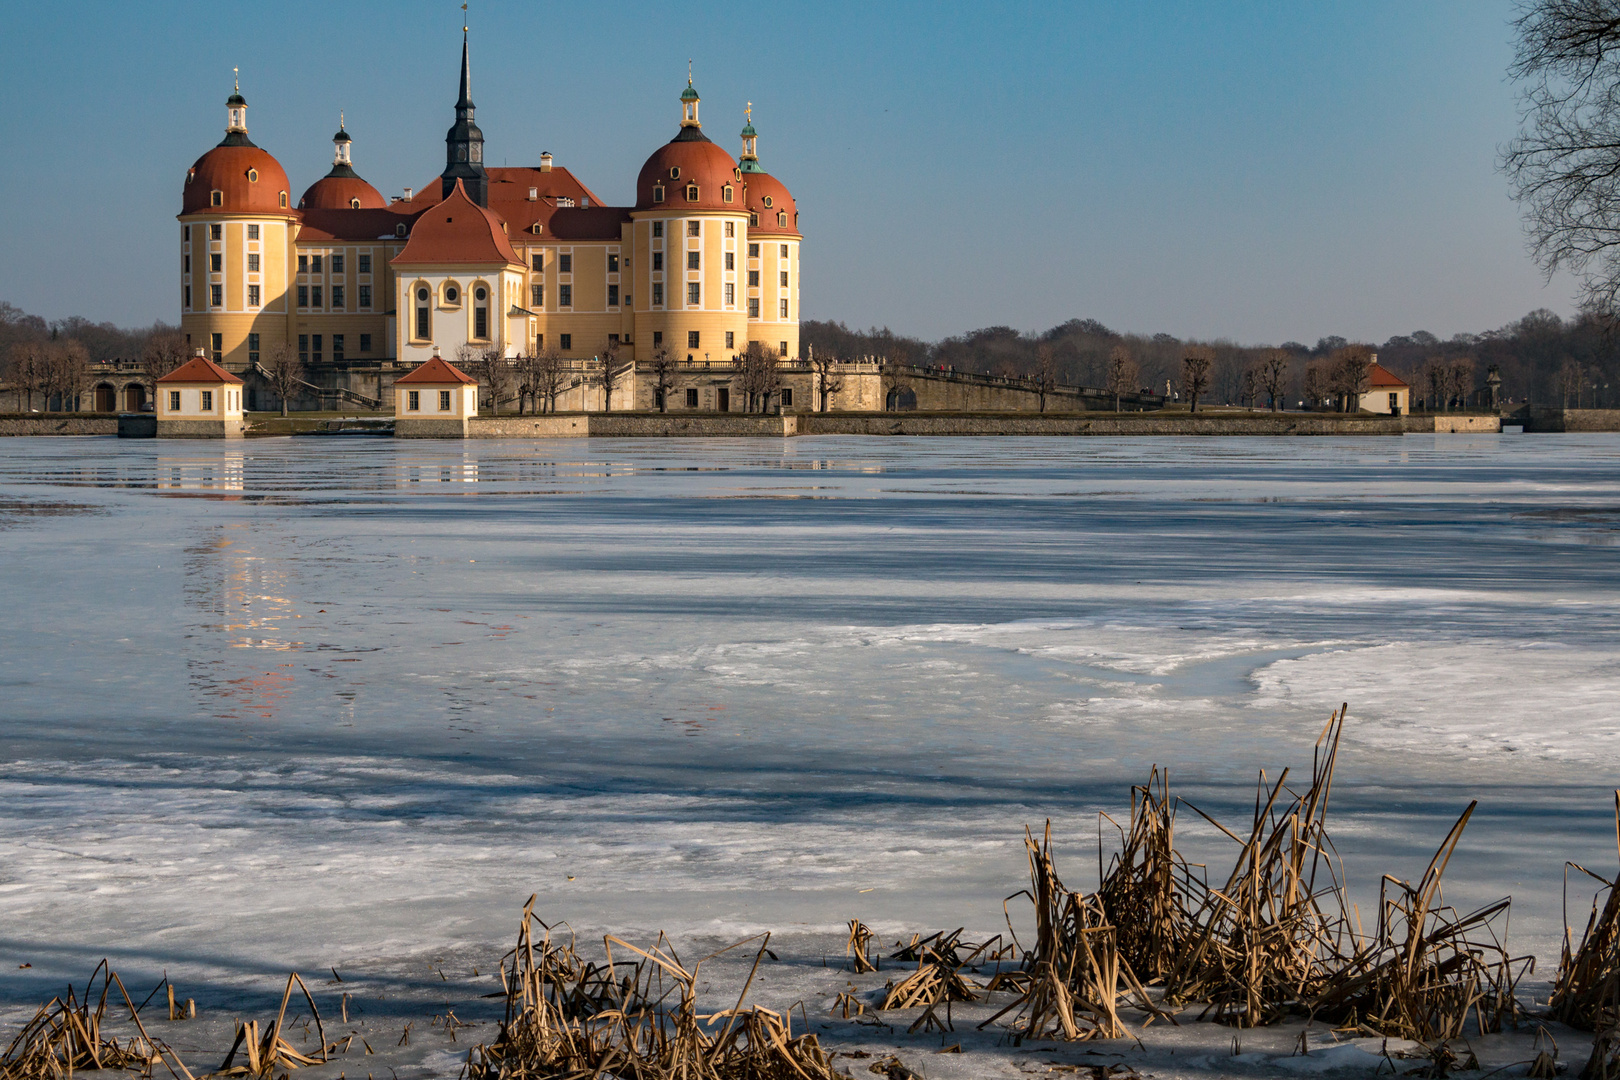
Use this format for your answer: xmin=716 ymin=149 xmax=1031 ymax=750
xmin=300 ymin=118 xmax=387 ymax=210
xmin=634 ymin=78 xmax=744 ymax=213
xmin=181 ymin=87 xmax=294 ymax=216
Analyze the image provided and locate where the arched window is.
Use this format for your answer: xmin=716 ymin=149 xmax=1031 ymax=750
xmin=686 ymin=184 xmax=699 ymax=201
xmin=722 ymin=185 xmax=733 ymax=203
xmin=415 ymin=286 xmax=431 ymax=340
xmin=279 ymin=191 xmax=289 ymax=208
xmin=396 ymin=223 xmax=407 ymax=237
xmin=778 ymin=212 xmax=788 ymax=227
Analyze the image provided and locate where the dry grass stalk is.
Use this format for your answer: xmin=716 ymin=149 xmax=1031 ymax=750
xmin=847 ymin=920 xmax=877 ymax=974
xmin=1307 ymin=801 xmax=1530 ymax=1042
xmin=1552 ymin=791 xmax=1620 ymax=1034
xmin=465 ymin=895 xmax=841 ymax=1079
xmin=1157 ymin=706 xmax=1357 ymax=1026
xmin=0 ymin=962 xmax=194 ymax=1080
xmin=217 ymin=972 xmax=345 ymax=1077
xmin=1095 ymin=766 xmax=1194 ymax=983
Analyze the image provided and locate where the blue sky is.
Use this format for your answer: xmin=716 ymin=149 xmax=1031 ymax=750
xmin=0 ymin=1 xmax=1573 ymax=343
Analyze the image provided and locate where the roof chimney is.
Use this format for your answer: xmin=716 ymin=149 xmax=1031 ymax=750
xmin=403 ymin=187 xmax=413 ymax=202
xmin=540 ymin=152 xmax=553 ymax=172
xmin=528 ymin=186 xmax=538 ymax=200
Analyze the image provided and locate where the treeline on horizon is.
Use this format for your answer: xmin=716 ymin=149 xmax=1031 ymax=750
xmin=804 ymin=309 xmax=1619 ymax=408
xmin=4 ymin=298 xmax=1617 ymax=408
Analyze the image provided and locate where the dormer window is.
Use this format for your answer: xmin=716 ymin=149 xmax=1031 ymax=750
xmin=749 ymin=211 xmax=759 ymax=227
xmin=762 ymin=196 xmax=773 ymax=208
xmin=722 ymin=185 xmax=733 ymax=203
xmin=686 ymin=185 xmax=699 ymax=201
xmin=529 ymin=222 xmax=542 ymax=235
xmin=778 ymin=212 xmax=788 ymax=227
xmin=350 ymin=197 xmax=361 ymax=209
xmin=246 ymin=168 xmax=258 ymax=183
xmin=210 ymin=190 xmax=223 ymax=207
xmin=396 ymin=223 xmax=407 ymax=237
xmin=652 ymin=185 xmax=665 ymax=203
xmin=279 ymin=191 xmax=288 ymax=208
xmin=669 ymin=167 xmax=680 ymax=180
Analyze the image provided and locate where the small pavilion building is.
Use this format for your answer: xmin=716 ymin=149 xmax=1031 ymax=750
xmin=156 ymin=353 xmax=246 ymax=437
xmin=1360 ymin=361 xmax=1411 ymax=415
xmin=394 ymin=351 xmax=479 ymax=437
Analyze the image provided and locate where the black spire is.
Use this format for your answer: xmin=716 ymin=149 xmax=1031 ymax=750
xmin=442 ymin=28 xmax=487 ymax=206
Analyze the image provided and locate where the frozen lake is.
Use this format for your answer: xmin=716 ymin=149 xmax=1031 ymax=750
xmin=1 ymin=433 xmax=1618 ymax=1069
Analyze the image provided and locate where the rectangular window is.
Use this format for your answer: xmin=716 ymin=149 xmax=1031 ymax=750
xmin=311 ymin=286 xmax=323 ymax=307
xmin=687 ymin=282 xmax=700 ymax=305
xmin=311 ymin=334 xmax=322 ymax=363
xmin=608 ymin=253 xmax=619 ymax=272
xmin=688 ymin=221 xmax=700 ymax=237
xmin=687 ymin=330 xmax=700 ymax=349
xmin=332 ymin=334 xmax=345 ymax=361
xmin=653 ymin=331 xmax=663 ymax=346
xmin=652 ymin=252 xmax=663 ymax=271
xmin=210 ymin=284 xmax=223 ymax=307
xmin=724 ymin=252 xmax=734 ymax=270
xmin=474 ymin=307 xmax=487 ymax=339
xmin=780 ymin=298 xmax=789 ymax=318
xmin=608 ymin=284 xmax=619 ymax=306
xmin=687 ymin=251 xmax=700 ymax=270
xmin=331 ymin=254 xmax=344 ymax=273
xmin=652 ymin=283 xmax=664 ymax=305
xmin=247 ymin=224 xmax=259 ymax=240
xmin=724 ymin=283 xmax=734 ymax=305
xmin=201 ymin=390 xmax=213 ymax=412
xmin=408 ymin=389 xmax=420 ymax=412
xmin=780 ymin=271 xmax=789 ymax=287
xmin=685 ymin=388 xmax=698 ymax=407
xmin=298 ymin=254 xmax=308 ymax=273
xmin=438 ymin=389 xmax=451 ymax=411
xmin=210 ymin=253 xmax=222 ymax=273
xmin=536 ymin=334 xmax=544 ymax=349
xmin=247 ymin=253 xmax=259 ymax=272
xmin=725 ymin=331 xmax=734 ymax=349
xmin=298 ymin=334 xmax=308 ymax=362
xmin=780 ymin=388 xmax=793 ymax=407
xmin=748 ymin=298 xmax=760 ymax=318
xmin=211 ymin=333 xmax=222 ymax=361
xmin=311 ymin=254 xmax=323 ymax=273
xmin=531 ymin=284 xmax=543 ymax=307
xmin=748 ymin=270 xmax=759 ymax=287
xmin=248 ymin=332 xmax=260 ymax=364
xmin=652 ymin=221 xmax=663 ymax=237
xmin=298 ymin=285 xmax=309 ymax=307
xmin=559 ymin=253 xmax=572 ymax=273
xmin=725 ymin=221 xmax=735 ymax=237
xmin=559 ymin=333 xmax=571 ymax=351
xmin=748 ymin=243 xmax=759 ymax=257
xmin=169 ymin=390 xmax=180 ymax=411
xmin=210 ymin=224 xmax=222 ymax=240
xmin=184 ymin=285 xmax=191 ymax=307
xmin=415 ymin=306 xmax=429 ymax=339
xmin=360 ymin=333 xmax=371 ymax=353
xmin=780 ymin=244 xmax=788 ymax=258
xmin=558 ymin=284 xmax=572 ymax=307
xmin=248 ymin=285 xmax=260 ymax=307
xmin=779 ymin=340 xmax=788 ymax=355
xmin=184 ymin=254 xmax=191 ymax=273
xmin=184 ymin=226 xmax=190 ymax=241
xmin=332 ymin=285 xmax=345 ymax=308
xmin=358 ymin=254 xmax=371 ymax=273
xmin=358 ymin=284 xmax=371 ymax=307
xmin=531 ymin=252 xmax=543 ymax=271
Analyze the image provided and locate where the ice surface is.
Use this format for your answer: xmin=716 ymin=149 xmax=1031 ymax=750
xmin=1 ymin=433 xmax=1618 ymax=1077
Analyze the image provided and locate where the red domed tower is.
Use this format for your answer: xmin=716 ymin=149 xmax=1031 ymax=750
xmin=178 ymin=79 xmax=297 ymax=370
xmin=739 ymin=106 xmax=801 ymax=361
xmin=629 ymin=76 xmax=751 ymax=367
xmin=300 ymin=118 xmax=386 ymax=210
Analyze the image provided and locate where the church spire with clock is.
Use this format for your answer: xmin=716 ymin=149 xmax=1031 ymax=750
xmin=441 ymin=26 xmax=488 ymax=206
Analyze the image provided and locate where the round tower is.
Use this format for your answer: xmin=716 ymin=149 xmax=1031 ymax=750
xmin=739 ymin=106 xmax=802 ymax=362
xmin=629 ymin=76 xmax=751 ymax=367
xmin=178 ymin=78 xmax=296 ymax=370
xmin=300 ymin=117 xmax=386 ymax=210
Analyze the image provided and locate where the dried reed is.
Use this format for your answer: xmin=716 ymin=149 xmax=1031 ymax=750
xmin=217 ymin=972 xmax=346 ymax=1077
xmin=1551 ymin=792 xmax=1620 ymax=1034
xmin=0 ymin=962 xmax=193 ymax=1080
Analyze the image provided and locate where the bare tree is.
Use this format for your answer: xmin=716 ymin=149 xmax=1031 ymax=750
xmin=1448 ymin=356 xmax=1476 ymax=411
xmin=535 ymin=349 xmax=567 ymax=413
xmin=598 ymin=338 xmax=622 ymax=412
xmin=1424 ymin=359 xmax=1449 ymax=412
xmin=140 ymin=330 xmax=186 ymax=404
xmin=1032 ymin=343 xmax=1058 ymax=412
xmin=480 ymin=349 xmax=512 ymax=414
xmin=1181 ymin=346 xmax=1213 ymax=412
xmin=1105 ymin=344 xmax=1139 ymax=413
xmin=54 ymin=340 xmax=91 ymax=411
xmin=1501 ymin=3 xmax=1620 ymax=311
xmin=1258 ymin=349 xmax=1289 ymax=412
xmin=648 ymin=345 xmax=679 ymax=412
xmin=735 ymin=341 xmax=781 ymax=412
xmin=263 ymin=343 xmax=304 ymax=417
xmin=1558 ymin=358 xmax=1584 ymax=407
xmin=882 ymin=344 xmax=912 ymax=411
xmin=1303 ymin=362 xmax=1330 ymax=410
xmin=1328 ymin=345 xmax=1374 ymax=412
xmin=513 ymin=353 xmax=538 ymax=415
xmin=6 ymin=340 xmax=49 ymax=411
xmin=809 ymin=347 xmax=844 ymax=412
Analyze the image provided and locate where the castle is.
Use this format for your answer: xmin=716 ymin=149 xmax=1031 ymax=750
xmin=178 ymin=31 xmax=803 ymax=410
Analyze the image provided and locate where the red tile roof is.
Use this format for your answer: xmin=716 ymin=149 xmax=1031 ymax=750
xmin=183 ymin=143 xmax=295 ymax=218
xmin=158 ymin=356 xmax=244 ymax=384
xmin=1368 ymin=363 xmax=1409 ymax=388
xmin=395 ymin=355 xmax=479 ymax=386
xmin=392 ymin=179 xmax=522 ymax=266
xmin=399 ymin=168 xmax=629 ymax=242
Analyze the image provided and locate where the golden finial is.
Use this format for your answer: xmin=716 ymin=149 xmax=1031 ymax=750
xmin=233 ymin=66 xmax=239 ymax=91
xmin=746 ymin=101 xmax=752 ymax=123
xmin=462 ymin=1 xmax=468 ymax=32
xmin=688 ymin=59 xmax=693 ymax=85
xmin=339 ymin=109 xmax=345 ymax=130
